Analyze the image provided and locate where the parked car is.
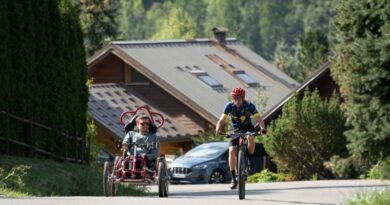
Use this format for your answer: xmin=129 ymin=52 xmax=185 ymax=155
xmin=168 ymin=141 xmax=231 ymax=184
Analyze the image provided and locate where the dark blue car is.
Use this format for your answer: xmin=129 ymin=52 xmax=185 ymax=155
xmin=168 ymin=141 xmax=231 ymax=184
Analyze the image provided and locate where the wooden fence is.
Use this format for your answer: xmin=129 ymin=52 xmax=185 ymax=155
xmin=0 ymin=109 xmax=89 ymax=163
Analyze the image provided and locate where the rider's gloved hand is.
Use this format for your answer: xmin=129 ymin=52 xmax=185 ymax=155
xmin=260 ymin=128 xmax=267 ymax=135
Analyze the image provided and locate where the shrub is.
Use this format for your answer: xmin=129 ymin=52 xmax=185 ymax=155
xmin=362 ymin=157 xmax=390 ymax=180
xmin=345 ymin=189 xmax=390 ymax=205
xmin=263 ymin=90 xmax=348 ymax=179
xmin=247 ymin=169 xmax=292 ymax=183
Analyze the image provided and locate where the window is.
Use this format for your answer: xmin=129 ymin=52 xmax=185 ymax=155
xmin=199 ymin=75 xmax=221 ymax=87
xmin=190 ymin=70 xmax=223 ymax=88
xmin=233 ymin=70 xmax=259 ymax=87
xmin=131 ymin=69 xmax=148 ymax=82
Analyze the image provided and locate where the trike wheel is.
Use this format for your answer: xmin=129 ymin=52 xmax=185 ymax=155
xmin=103 ymin=161 xmax=113 ymax=196
xmin=158 ymin=161 xmax=168 ymax=197
xmin=110 ymin=156 xmax=120 ymax=196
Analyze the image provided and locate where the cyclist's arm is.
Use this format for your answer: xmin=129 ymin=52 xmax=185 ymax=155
xmin=252 ymin=114 xmax=266 ymax=130
xmin=121 ymin=132 xmax=133 ymax=151
xmin=215 ymin=114 xmax=227 ymax=134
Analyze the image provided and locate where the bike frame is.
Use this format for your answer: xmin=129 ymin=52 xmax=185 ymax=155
xmin=226 ymin=132 xmax=260 ymax=200
xmin=113 ymin=144 xmax=156 ymax=184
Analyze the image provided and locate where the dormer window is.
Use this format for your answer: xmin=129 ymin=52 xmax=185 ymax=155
xmin=190 ymin=70 xmax=223 ymax=88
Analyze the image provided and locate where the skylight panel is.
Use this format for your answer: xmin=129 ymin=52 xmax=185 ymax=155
xmin=198 ymin=75 xmax=221 ymax=87
xmin=233 ymin=70 xmax=259 ymax=87
xmin=190 ymin=70 xmax=223 ymax=88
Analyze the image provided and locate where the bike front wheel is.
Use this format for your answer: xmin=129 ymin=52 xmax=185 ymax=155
xmin=237 ymin=149 xmax=246 ymax=200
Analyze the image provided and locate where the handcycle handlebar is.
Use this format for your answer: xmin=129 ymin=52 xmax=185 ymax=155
xmin=122 ymin=142 xmax=158 ymax=158
xmin=128 ymin=142 xmax=158 ymax=149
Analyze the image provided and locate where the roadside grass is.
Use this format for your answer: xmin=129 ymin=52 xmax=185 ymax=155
xmin=345 ymin=189 xmax=390 ymax=205
xmin=0 ymin=155 xmax=150 ymax=197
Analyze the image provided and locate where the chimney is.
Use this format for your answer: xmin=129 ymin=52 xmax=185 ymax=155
xmin=212 ymin=27 xmax=228 ymax=46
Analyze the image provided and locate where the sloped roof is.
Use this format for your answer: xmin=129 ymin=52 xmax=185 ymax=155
xmin=88 ymin=38 xmax=298 ymax=124
xmin=262 ymin=62 xmax=332 ymax=124
xmin=88 ymin=83 xmax=194 ymax=142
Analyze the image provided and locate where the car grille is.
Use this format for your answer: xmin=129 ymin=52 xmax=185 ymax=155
xmin=171 ymin=167 xmax=192 ymax=174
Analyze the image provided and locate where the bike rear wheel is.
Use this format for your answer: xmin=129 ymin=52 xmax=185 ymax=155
xmin=237 ymin=149 xmax=246 ymax=200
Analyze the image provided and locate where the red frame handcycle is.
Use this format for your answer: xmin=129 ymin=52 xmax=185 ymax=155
xmin=103 ymin=105 xmax=169 ymax=197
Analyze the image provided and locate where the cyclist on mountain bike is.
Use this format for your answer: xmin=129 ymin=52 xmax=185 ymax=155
xmin=215 ymin=87 xmax=266 ymax=189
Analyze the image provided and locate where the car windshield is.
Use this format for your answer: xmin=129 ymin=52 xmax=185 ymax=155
xmin=184 ymin=142 xmax=228 ymax=158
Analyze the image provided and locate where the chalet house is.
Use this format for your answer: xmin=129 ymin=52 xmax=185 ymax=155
xmin=263 ymin=62 xmax=339 ymax=124
xmin=87 ymin=28 xmax=298 ymax=156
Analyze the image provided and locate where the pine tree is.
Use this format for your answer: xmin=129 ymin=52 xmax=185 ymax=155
xmin=203 ymin=0 xmax=242 ymax=37
xmin=297 ymin=30 xmax=329 ymax=82
xmin=118 ymin=0 xmax=147 ymax=40
xmin=152 ymin=8 xmax=197 ymax=40
xmin=0 ymin=1 xmax=10 ymax=110
xmin=73 ymin=0 xmax=119 ymax=56
xmin=331 ymin=0 xmax=390 ymax=168
xmin=264 ymin=90 xmax=347 ymax=179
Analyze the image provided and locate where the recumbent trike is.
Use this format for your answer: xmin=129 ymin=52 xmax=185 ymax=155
xmin=103 ymin=105 xmax=169 ymax=197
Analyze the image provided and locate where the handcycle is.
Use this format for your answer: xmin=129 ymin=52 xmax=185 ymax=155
xmin=222 ymin=127 xmax=264 ymax=200
xmin=102 ymin=105 xmax=169 ymax=197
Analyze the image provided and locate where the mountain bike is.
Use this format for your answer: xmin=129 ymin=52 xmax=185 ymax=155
xmin=225 ymin=131 xmax=262 ymax=200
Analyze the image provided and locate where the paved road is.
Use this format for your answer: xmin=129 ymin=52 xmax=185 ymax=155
xmin=1 ymin=180 xmax=389 ymax=205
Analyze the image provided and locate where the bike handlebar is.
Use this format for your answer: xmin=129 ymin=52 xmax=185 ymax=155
xmin=219 ymin=131 xmax=265 ymax=140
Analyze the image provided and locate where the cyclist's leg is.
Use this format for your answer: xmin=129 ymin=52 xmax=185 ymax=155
xmin=247 ymin=134 xmax=255 ymax=155
xmin=246 ymin=130 xmax=256 ymax=174
xmin=229 ymin=138 xmax=239 ymax=189
xmin=229 ymin=145 xmax=236 ymax=171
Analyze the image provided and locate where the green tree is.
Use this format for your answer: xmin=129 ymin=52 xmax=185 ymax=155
xmin=258 ymin=0 xmax=293 ymax=60
xmin=273 ymin=39 xmax=299 ymax=80
xmin=118 ymin=0 xmax=147 ymax=40
xmin=1 ymin=0 xmax=88 ymax=158
xmin=264 ymin=90 xmax=347 ymax=179
xmin=152 ymin=8 xmax=197 ymax=40
xmin=303 ymin=0 xmax=337 ymax=33
xmin=296 ymin=30 xmax=329 ymax=82
xmin=0 ymin=1 xmax=10 ymax=111
xmin=203 ymin=0 xmax=242 ymax=37
xmin=174 ymin=0 xmax=206 ymax=37
xmin=331 ymin=0 xmax=390 ymax=170
xmin=72 ymin=0 xmax=119 ymax=56
xmin=237 ymin=0 xmax=262 ymax=53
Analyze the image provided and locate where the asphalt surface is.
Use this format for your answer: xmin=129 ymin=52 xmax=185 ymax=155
xmin=1 ymin=180 xmax=389 ymax=205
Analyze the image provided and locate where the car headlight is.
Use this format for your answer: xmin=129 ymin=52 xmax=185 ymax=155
xmin=194 ymin=164 xmax=208 ymax=169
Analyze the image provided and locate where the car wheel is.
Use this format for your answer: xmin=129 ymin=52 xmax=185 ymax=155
xmin=209 ymin=169 xmax=225 ymax=184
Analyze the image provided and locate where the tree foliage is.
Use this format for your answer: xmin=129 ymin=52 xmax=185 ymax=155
xmin=152 ymin=8 xmax=197 ymax=40
xmin=111 ymin=0 xmax=337 ymax=72
xmin=296 ymin=30 xmax=329 ymax=82
xmin=263 ymin=90 xmax=347 ymax=179
xmin=0 ymin=0 xmax=88 ymax=158
xmin=71 ymin=0 xmax=119 ymax=56
xmin=331 ymin=0 xmax=390 ymax=170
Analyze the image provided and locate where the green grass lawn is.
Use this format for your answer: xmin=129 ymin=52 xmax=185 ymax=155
xmin=0 ymin=155 xmax=150 ymax=197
